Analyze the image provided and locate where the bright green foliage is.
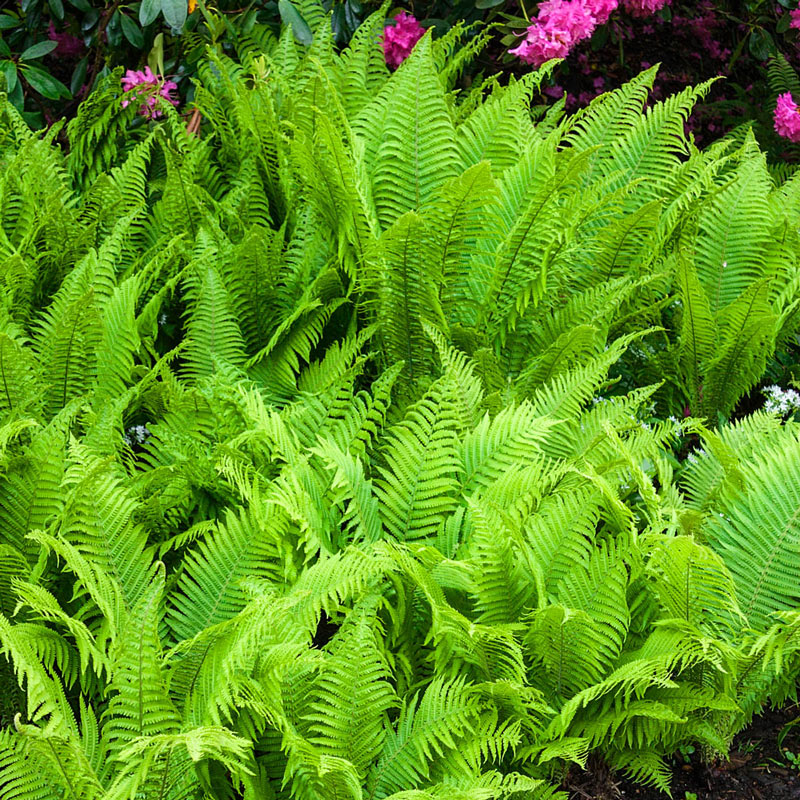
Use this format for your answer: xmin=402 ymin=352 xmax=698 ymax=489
xmin=1 ymin=14 xmax=800 ymax=800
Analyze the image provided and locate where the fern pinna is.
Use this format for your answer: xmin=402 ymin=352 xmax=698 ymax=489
xmin=1 ymin=6 xmax=800 ymax=799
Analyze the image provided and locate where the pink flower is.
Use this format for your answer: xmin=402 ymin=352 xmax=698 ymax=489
xmin=622 ymin=0 xmax=669 ymax=17
xmin=684 ymin=6 xmax=728 ymax=61
xmin=510 ymin=0 xmax=599 ymax=67
xmin=510 ymin=23 xmax=573 ymax=65
xmin=538 ymin=0 xmax=597 ymax=41
xmin=791 ymin=9 xmax=800 ymax=30
xmin=510 ymin=0 xmax=623 ymax=67
xmin=381 ymin=11 xmax=425 ymax=69
xmin=775 ymin=92 xmax=800 ymax=143
xmin=583 ymin=0 xmax=618 ymax=24
xmin=121 ymin=67 xmax=179 ymax=119
xmin=47 ymin=21 xmax=85 ymax=58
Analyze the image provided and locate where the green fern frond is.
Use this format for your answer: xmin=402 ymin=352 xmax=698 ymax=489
xmin=693 ymin=142 xmax=774 ymax=314
xmin=367 ymin=35 xmax=460 ymax=228
xmin=101 ymin=564 xmax=180 ymax=762
xmin=168 ymin=503 xmax=291 ymax=642
xmin=306 ymin=601 xmax=397 ymax=775
xmin=704 ymin=430 xmax=800 ymax=632
xmin=375 ymin=378 xmax=462 ymax=541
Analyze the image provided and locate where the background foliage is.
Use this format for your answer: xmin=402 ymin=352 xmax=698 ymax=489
xmin=5 ymin=0 xmax=800 ymax=156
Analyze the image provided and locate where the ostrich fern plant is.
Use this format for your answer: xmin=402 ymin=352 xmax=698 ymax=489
xmin=3 ymin=330 xmax=800 ymax=797
xmin=1 ymin=11 xmax=800 ymax=800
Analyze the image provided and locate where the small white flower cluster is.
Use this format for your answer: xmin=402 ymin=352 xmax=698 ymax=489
xmin=667 ymin=415 xmax=683 ymax=435
xmin=124 ymin=424 xmax=150 ymax=447
xmin=686 ymin=448 xmax=705 ymax=465
xmin=763 ymin=384 xmax=800 ymax=416
xmin=158 ymin=312 xmax=168 ymax=326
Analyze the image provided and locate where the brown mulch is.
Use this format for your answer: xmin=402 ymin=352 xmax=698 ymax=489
xmin=567 ymin=705 xmax=800 ymax=799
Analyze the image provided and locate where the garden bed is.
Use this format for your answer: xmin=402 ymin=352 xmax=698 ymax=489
xmin=569 ymin=706 xmax=800 ymax=799
xmin=4 ymin=8 xmax=800 ymax=799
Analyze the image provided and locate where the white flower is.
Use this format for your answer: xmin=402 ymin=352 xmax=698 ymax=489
xmin=125 ymin=424 xmax=151 ymax=446
xmin=762 ymin=384 xmax=800 ymax=416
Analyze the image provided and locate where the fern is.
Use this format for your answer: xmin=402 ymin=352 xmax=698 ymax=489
xmin=1 ymin=16 xmax=800 ymax=800
xmin=367 ymin=36 xmax=460 ymax=228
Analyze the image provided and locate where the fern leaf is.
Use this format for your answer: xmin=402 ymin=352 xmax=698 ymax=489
xmin=375 ymin=378 xmax=462 ymax=541
xmin=369 ymin=35 xmax=460 ymax=228
xmin=101 ymin=564 xmax=180 ymax=762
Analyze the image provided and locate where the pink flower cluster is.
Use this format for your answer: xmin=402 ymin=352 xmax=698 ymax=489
xmin=121 ymin=67 xmax=179 ymax=120
xmin=47 ymin=22 xmax=85 ymax=59
xmin=621 ymin=0 xmax=669 ymax=18
xmin=510 ymin=0 xmax=669 ymax=66
xmin=511 ymin=0 xmax=613 ymax=66
xmin=671 ymin=2 xmax=729 ymax=63
xmin=791 ymin=9 xmax=800 ymax=31
xmin=774 ymin=92 xmax=800 ymax=143
xmin=381 ymin=11 xmax=425 ymax=69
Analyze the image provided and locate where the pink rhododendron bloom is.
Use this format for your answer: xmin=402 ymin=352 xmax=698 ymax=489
xmin=510 ymin=0 xmax=600 ymax=67
xmin=121 ymin=67 xmax=179 ymax=119
xmin=791 ymin=9 xmax=800 ymax=30
xmin=381 ymin=11 xmax=425 ymax=69
xmin=48 ymin=22 xmax=85 ymax=58
xmin=583 ymin=0 xmax=618 ymax=24
xmin=537 ymin=0 xmax=597 ymax=41
xmin=509 ymin=24 xmax=573 ymax=65
xmin=509 ymin=0 xmax=669 ymax=68
xmin=510 ymin=0 xmax=622 ymax=67
xmin=621 ymin=0 xmax=669 ymax=17
xmin=775 ymin=92 xmax=800 ymax=143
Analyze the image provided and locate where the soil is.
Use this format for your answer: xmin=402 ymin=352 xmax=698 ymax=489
xmin=568 ymin=705 xmax=800 ymax=799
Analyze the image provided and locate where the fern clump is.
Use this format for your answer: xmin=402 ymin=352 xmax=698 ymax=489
xmin=1 ymin=13 xmax=800 ymax=800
